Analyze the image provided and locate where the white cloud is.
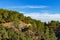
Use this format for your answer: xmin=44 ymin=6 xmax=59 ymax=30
xmin=24 ymin=13 xmax=60 ymax=22
xmin=7 ymin=5 xmax=47 ymax=9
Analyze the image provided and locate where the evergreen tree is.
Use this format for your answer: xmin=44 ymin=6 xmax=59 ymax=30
xmin=49 ymin=29 xmax=57 ymax=40
xmin=44 ymin=26 xmax=50 ymax=40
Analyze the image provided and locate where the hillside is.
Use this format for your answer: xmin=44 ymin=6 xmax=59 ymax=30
xmin=0 ymin=9 xmax=32 ymax=27
xmin=0 ymin=9 xmax=60 ymax=40
xmin=0 ymin=21 xmax=31 ymax=28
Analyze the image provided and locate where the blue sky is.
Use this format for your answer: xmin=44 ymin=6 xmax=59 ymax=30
xmin=0 ymin=0 xmax=60 ymax=22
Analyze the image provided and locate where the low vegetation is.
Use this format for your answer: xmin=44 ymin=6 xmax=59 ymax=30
xmin=0 ymin=9 xmax=60 ymax=40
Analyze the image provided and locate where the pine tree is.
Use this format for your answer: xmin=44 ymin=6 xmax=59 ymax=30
xmin=49 ymin=29 xmax=57 ymax=40
xmin=44 ymin=26 xmax=50 ymax=40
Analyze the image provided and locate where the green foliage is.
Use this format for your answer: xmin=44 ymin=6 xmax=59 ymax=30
xmin=0 ymin=9 xmax=24 ymax=23
xmin=0 ymin=9 xmax=59 ymax=40
xmin=49 ymin=29 xmax=57 ymax=40
xmin=44 ymin=27 xmax=57 ymax=40
xmin=44 ymin=26 xmax=50 ymax=40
